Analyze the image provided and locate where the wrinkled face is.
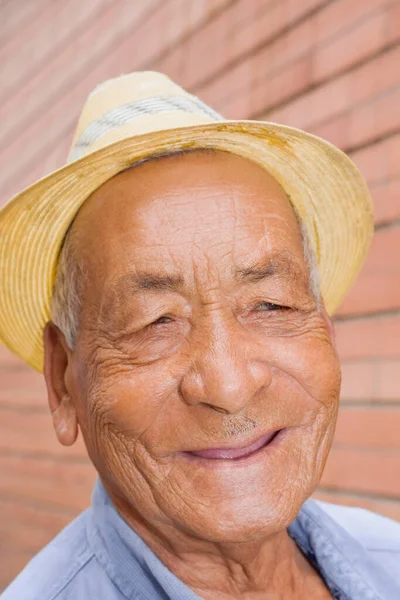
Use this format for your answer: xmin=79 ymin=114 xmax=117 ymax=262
xmin=60 ymin=151 xmax=341 ymax=542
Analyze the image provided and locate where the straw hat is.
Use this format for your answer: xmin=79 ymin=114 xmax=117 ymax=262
xmin=0 ymin=71 xmax=373 ymax=372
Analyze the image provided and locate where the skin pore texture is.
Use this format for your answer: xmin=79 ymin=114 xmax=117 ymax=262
xmin=44 ymin=151 xmax=341 ymax=599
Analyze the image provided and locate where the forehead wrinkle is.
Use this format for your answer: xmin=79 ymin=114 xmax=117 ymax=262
xmin=112 ymin=270 xmax=185 ymax=297
xmin=235 ymin=252 xmax=306 ymax=285
xmin=109 ymin=249 xmax=305 ymax=305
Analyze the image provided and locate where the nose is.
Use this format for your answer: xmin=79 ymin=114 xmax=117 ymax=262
xmin=179 ymin=315 xmax=272 ymax=414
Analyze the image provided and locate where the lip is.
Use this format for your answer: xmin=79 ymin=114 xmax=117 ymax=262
xmin=181 ymin=429 xmax=282 ymax=461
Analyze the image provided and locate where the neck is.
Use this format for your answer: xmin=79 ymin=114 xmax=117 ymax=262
xmin=105 ymin=483 xmax=331 ymax=599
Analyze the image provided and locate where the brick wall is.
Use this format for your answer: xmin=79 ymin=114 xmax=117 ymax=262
xmin=1 ymin=0 xmax=399 ymax=589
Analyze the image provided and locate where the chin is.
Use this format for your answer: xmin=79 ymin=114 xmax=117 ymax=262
xmin=158 ymin=453 xmax=320 ymax=543
xmin=167 ymin=486 xmax=310 ymax=544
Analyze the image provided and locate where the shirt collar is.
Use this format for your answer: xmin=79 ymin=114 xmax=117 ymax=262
xmin=87 ymin=479 xmax=201 ymax=599
xmin=289 ymin=500 xmax=399 ymax=600
xmin=87 ymin=479 xmax=398 ymax=600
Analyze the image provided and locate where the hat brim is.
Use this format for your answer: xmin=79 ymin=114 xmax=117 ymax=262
xmin=0 ymin=120 xmax=373 ymax=371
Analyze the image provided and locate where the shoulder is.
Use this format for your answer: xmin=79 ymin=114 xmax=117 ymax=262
xmin=314 ymin=500 xmax=400 ymax=576
xmin=315 ymin=500 xmax=400 ymax=551
xmin=1 ymin=509 xmax=114 ymax=600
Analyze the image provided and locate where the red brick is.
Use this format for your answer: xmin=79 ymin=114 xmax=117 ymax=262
xmin=221 ymin=91 xmax=253 ymax=121
xmin=347 ymin=101 xmax=377 ymax=149
xmin=0 ymin=548 xmax=35 ymax=591
xmin=313 ymin=0 xmax=387 ymax=45
xmin=266 ymin=41 xmax=400 ymax=132
xmin=0 ymin=68 xmax=113 ymax=197
xmin=0 ymin=498 xmax=72 ymax=553
xmin=321 ymin=446 xmax=400 ymax=497
xmin=227 ymin=55 xmax=312 ymax=119
xmin=350 ymin=133 xmax=400 ymax=186
xmin=0 ymin=0 xmax=49 ymax=42
xmin=157 ymin=47 xmax=185 ymax=82
xmin=226 ymin=0 xmax=270 ymax=46
xmin=337 ymin=226 xmax=400 ymax=315
xmin=287 ymin=0 xmax=329 ymax=21
xmin=0 ymin=345 xmax=28 ymax=369
xmin=0 ymin=408 xmax=88 ymax=458
xmin=387 ymin=131 xmax=400 ymax=179
xmin=350 ymin=142 xmax=386 ymax=185
xmin=211 ymin=0 xmax=238 ymax=11
xmin=313 ymin=490 xmax=400 ymax=522
xmin=267 ymin=56 xmax=313 ymax=108
xmin=312 ymin=10 xmax=387 ymax=82
xmin=0 ymin=0 xmax=158 ymax=163
xmin=334 ymin=406 xmax=400 ymax=450
xmin=340 ymin=361 xmax=378 ymax=401
xmin=0 ymin=0 xmax=225 ymax=160
xmin=161 ymin=0 xmax=326 ymax=95
xmin=198 ymin=1 xmax=321 ymax=116
xmin=198 ymin=67 xmax=234 ymax=110
xmin=1 ymin=0 xmax=112 ymax=102
xmin=266 ymin=74 xmax=350 ymax=129
xmin=3 ymin=0 xmax=400 ymax=196
xmin=258 ymin=13 xmax=316 ymax=76
xmin=355 ymin=45 xmax=400 ymax=102
xmin=341 ymin=358 xmax=400 ymax=406
xmin=310 ymin=113 xmax=350 ymax=148
xmin=311 ymin=86 xmax=400 ymax=152
xmin=1 ymin=0 xmax=156 ymax=144
xmin=378 ymin=359 xmax=400 ymax=400
xmin=161 ymin=0 xmax=187 ymax=51
xmin=185 ymin=0 xmax=207 ymax=29
xmin=371 ymin=178 xmax=400 ymax=224
xmin=0 ymin=454 xmax=95 ymax=511
xmin=387 ymin=0 xmax=400 ymax=43
xmin=347 ymin=86 xmax=400 ymax=148
xmin=341 ymin=359 xmax=400 ymax=402
xmin=0 ymin=499 xmax=74 ymax=589
xmin=0 ymin=0 xmax=235 ymax=200
xmin=210 ymin=61 xmax=254 ymax=118
xmin=227 ymin=0 xmax=291 ymax=63
xmin=0 ymin=370 xmax=47 ymax=409
xmin=128 ymin=0 xmax=192 ymax=67
xmin=180 ymin=10 xmax=232 ymax=90
xmin=335 ymin=315 xmax=400 ymax=361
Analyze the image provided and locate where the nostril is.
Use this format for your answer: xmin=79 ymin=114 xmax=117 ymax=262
xmin=208 ymin=404 xmax=230 ymax=415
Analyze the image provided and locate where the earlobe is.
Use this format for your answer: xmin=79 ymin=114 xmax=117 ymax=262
xmin=51 ymin=393 xmax=78 ymax=446
xmin=43 ymin=322 xmax=79 ymax=446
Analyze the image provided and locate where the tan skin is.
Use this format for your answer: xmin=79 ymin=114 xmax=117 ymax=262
xmin=43 ymin=151 xmax=341 ymax=599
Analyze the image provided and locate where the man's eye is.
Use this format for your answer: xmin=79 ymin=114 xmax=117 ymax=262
xmin=151 ymin=315 xmax=173 ymax=325
xmin=254 ymin=302 xmax=288 ymax=311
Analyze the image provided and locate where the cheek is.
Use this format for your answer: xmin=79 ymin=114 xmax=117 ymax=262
xmin=72 ymin=357 xmax=179 ymax=502
xmin=269 ymin=331 xmax=341 ymax=411
xmin=263 ymin=329 xmax=341 ymax=464
xmin=82 ymin=356 xmax=179 ymax=444
xmin=278 ymin=332 xmax=341 ymax=462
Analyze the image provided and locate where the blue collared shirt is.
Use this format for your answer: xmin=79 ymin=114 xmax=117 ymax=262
xmin=3 ymin=480 xmax=400 ymax=599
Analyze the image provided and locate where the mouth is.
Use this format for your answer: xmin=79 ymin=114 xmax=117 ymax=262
xmin=181 ymin=429 xmax=283 ymax=462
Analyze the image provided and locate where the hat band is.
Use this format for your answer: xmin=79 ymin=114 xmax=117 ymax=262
xmin=68 ymin=95 xmax=224 ymax=163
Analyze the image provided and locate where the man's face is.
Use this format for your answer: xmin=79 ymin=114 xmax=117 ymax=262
xmin=57 ymin=151 xmax=341 ymax=542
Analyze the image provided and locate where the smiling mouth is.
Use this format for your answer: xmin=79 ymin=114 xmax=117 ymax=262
xmin=182 ymin=430 xmax=282 ymax=461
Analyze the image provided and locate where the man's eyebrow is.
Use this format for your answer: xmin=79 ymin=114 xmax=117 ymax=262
xmin=113 ymin=255 xmax=303 ymax=295
xmin=235 ymin=255 xmax=302 ymax=283
xmin=115 ymin=272 xmax=185 ymax=294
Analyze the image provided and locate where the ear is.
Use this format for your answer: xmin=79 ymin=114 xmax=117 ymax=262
xmin=321 ymin=307 xmax=336 ymax=349
xmin=43 ymin=322 xmax=78 ymax=446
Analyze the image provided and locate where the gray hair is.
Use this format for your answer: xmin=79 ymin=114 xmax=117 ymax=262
xmin=51 ymin=223 xmax=86 ymax=349
xmin=51 ymin=151 xmax=320 ymax=348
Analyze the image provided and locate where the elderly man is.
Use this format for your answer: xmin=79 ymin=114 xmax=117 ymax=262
xmin=1 ymin=72 xmax=399 ymax=599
